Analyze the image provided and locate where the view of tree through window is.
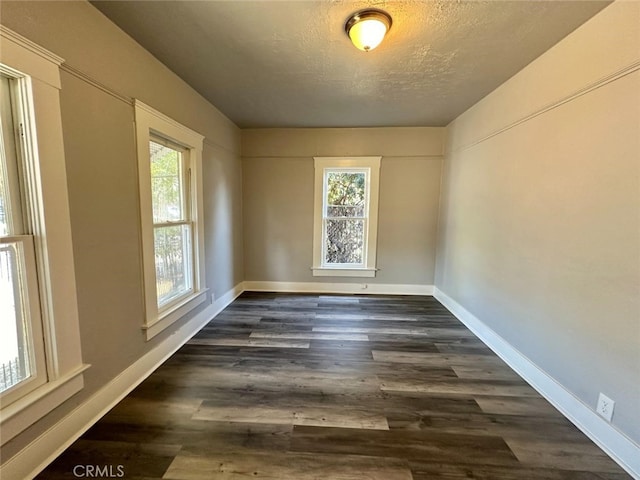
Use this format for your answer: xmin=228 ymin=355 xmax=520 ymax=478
xmin=149 ymin=140 xmax=192 ymax=307
xmin=324 ymin=171 xmax=366 ymax=264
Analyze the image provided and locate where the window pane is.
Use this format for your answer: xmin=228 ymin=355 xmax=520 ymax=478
xmin=154 ymin=224 xmax=192 ymax=307
xmin=325 ymin=218 xmax=364 ymax=264
xmin=0 ymin=75 xmax=10 ymax=237
xmin=0 ymin=242 xmax=34 ymax=393
xmin=326 ymin=172 xmax=365 ymax=208
xmin=150 ymin=140 xmax=184 ymax=223
xmin=0 ymin=75 xmax=23 ymax=237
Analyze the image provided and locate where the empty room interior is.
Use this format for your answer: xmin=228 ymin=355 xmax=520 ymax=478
xmin=0 ymin=1 xmax=638 ymax=479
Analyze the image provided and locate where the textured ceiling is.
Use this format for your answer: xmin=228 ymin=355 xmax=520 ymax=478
xmin=91 ymin=1 xmax=610 ymax=128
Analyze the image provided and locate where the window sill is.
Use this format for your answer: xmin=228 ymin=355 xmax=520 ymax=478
xmin=312 ymin=267 xmax=377 ymax=278
xmin=0 ymin=363 xmax=90 ymax=446
xmin=143 ymin=289 xmax=209 ymax=340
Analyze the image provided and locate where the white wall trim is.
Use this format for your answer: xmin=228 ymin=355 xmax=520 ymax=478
xmin=134 ymin=100 xmax=207 ymax=340
xmin=433 ymin=287 xmax=640 ymax=480
xmin=311 ymin=267 xmax=377 ymax=278
xmin=143 ymin=289 xmax=209 ymax=341
xmin=0 ymin=282 xmax=244 ymax=480
xmin=243 ymin=281 xmax=433 ymax=296
xmin=452 ymin=59 xmax=640 ymax=154
xmin=312 ymin=156 xmax=381 ymax=276
xmin=0 ymin=25 xmax=64 ymax=67
xmin=0 ymin=365 xmax=89 ymax=446
xmin=11 ymin=282 xmax=635 ymax=478
xmin=1 ymin=26 xmax=87 ymax=446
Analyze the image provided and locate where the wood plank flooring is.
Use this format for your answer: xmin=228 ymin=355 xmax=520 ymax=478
xmin=37 ymin=292 xmax=631 ymax=479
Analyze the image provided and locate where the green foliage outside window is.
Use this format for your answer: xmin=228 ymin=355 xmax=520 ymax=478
xmin=149 ymin=141 xmax=190 ymax=306
xmin=325 ymin=172 xmax=366 ymax=265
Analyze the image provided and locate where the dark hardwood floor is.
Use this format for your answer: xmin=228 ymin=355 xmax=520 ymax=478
xmin=38 ymin=292 xmax=631 ymax=479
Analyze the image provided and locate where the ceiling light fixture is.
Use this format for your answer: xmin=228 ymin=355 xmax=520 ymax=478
xmin=345 ymin=8 xmax=392 ymax=52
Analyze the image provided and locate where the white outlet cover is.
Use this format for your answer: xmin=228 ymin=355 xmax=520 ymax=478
xmin=596 ymin=392 xmax=615 ymax=422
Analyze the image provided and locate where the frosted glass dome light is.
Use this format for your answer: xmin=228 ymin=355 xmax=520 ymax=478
xmin=345 ymin=9 xmax=392 ymax=52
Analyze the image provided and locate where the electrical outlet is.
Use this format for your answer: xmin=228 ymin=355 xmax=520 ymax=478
xmin=596 ymin=393 xmax=615 ymax=422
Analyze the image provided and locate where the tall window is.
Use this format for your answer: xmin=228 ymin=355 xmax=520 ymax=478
xmin=150 ymin=138 xmax=193 ymax=308
xmin=1 ymin=26 xmax=86 ymax=446
xmin=312 ymin=157 xmax=381 ymax=277
xmin=134 ymin=101 xmax=207 ymax=340
xmin=0 ymin=74 xmax=46 ymax=403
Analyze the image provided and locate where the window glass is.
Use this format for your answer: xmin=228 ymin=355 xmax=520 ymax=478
xmin=0 ymin=74 xmax=22 ymax=236
xmin=312 ymin=157 xmax=380 ymax=278
xmin=154 ymin=224 xmax=192 ymax=306
xmin=0 ymin=74 xmax=43 ymax=398
xmin=150 ymin=140 xmax=185 ymax=223
xmin=149 ymin=138 xmax=193 ymax=309
xmin=135 ymin=99 xmax=206 ymax=339
xmin=0 ymin=241 xmax=34 ymax=393
xmin=324 ymin=171 xmax=367 ymax=265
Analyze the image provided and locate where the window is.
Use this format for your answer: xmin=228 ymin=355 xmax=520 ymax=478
xmin=134 ymin=100 xmax=207 ymax=340
xmin=0 ymin=74 xmax=47 ymax=404
xmin=0 ymin=26 xmax=86 ymax=445
xmin=312 ymin=156 xmax=381 ymax=277
xmin=150 ymin=138 xmax=193 ymax=308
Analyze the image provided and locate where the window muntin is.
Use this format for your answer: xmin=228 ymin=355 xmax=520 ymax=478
xmin=312 ymin=156 xmax=381 ymax=278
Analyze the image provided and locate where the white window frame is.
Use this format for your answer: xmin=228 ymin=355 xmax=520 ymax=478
xmin=0 ymin=26 xmax=88 ymax=446
xmin=134 ymin=100 xmax=207 ymax=340
xmin=312 ymin=156 xmax=381 ymax=277
xmin=149 ymin=135 xmax=194 ymax=310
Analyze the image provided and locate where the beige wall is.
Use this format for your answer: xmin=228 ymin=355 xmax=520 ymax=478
xmin=436 ymin=1 xmax=640 ymax=443
xmin=0 ymin=1 xmax=243 ymax=461
xmin=242 ymin=127 xmax=444 ymax=286
xmin=3 ymin=0 xmax=638 ymax=471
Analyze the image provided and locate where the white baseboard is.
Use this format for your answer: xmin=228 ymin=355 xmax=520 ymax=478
xmin=1 ymin=282 xmax=244 ymax=480
xmin=243 ymin=280 xmax=434 ymax=296
xmin=10 ymin=283 xmax=636 ymax=479
xmin=433 ymin=287 xmax=640 ymax=480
